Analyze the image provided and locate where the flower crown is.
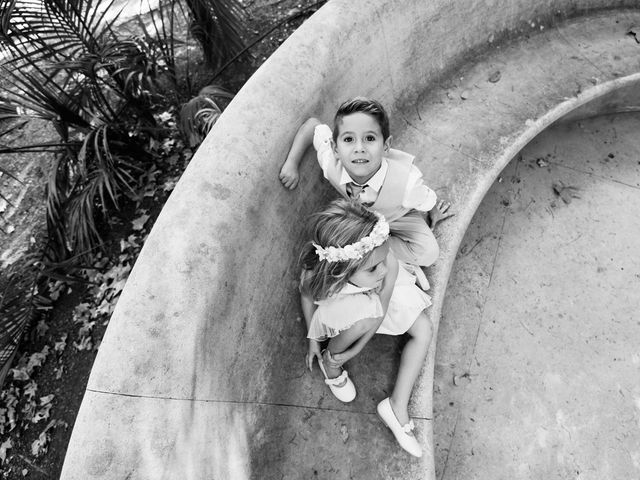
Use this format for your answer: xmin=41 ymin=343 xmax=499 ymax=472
xmin=313 ymin=213 xmax=390 ymax=263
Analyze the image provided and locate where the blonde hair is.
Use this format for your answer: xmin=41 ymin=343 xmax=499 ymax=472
xmin=300 ymin=199 xmax=380 ymax=300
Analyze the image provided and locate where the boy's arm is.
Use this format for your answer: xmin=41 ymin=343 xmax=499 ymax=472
xmin=403 ymin=165 xmax=455 ymax=228
xmin=427 ymin=200 xmax=454 ymax=229
xmin=279 ymin=117 xmax=322 ymax=190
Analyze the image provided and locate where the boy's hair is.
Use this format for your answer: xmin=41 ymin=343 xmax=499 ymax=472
xmin=300 ymin=199 xmax=380 ymax=301
xmin=332 ymin=97 xmax=390 ymax=142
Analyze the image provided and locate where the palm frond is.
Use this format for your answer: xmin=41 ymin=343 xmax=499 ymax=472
xmin=184 ymin=0 xmax=246 ymax=70
xmin=0 ymin=0 xmax=124 ymax=67
xmin=179 ymin=84 xmax=233 ymax=147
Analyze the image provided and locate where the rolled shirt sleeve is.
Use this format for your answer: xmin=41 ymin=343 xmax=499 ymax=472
xmin=312 ymin=124 xmax=335 ymax=173
xmin=402 ymin=165 xmax=437 ymax=212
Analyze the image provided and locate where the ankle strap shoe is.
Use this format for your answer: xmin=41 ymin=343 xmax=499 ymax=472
xmin=318 ymin=359 xmax=356 ymax=403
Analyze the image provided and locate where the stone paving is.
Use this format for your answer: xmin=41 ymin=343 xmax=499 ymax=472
xmin=435 ymin=113 xmax=640 ymax=480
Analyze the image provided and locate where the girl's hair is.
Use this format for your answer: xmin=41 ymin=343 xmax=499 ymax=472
xmin=332 ymin=97 xmax=391 ymax=142
xmin=300 ymin=198 xmax=381 ymax=301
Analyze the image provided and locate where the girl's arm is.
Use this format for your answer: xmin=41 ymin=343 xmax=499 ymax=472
xmin=377 ymin=249 xmax=399 ymax=314
xmin=300 ymin=272 xmax=322 ymax=371
xmin=327 ymin=251 xmax=400 ymax=367
xmin=279 ymin=117 xmax=322 ymax=190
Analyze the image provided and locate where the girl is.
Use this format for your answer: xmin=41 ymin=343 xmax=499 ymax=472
xmin=299 ymin=198 xmax=433 ymax=458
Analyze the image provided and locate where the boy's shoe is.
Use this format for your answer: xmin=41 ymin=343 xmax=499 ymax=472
xmin=318 ymin=359 xmax=356 ymax=403
xmin=376 ymin=397 xmax=423 ymax=457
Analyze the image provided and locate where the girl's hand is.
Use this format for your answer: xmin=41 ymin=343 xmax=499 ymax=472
xmin=279 ymin=162 xmax=300 ymax=190
xmin=323 ymin=349 xmax=348 ymax=369
xmin=427 ymin=200 xmax=454 ymax=229
xmin=306 ymin=340 xmax=322 ymax=371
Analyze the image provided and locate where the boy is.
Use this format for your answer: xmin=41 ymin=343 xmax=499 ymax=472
xmin=280 ymin=97 xmax=450 ymax=270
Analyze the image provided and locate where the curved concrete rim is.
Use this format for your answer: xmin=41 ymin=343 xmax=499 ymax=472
xmin=61 ymin=1 xmax=640 ymax=478
xmin=442 ymin=72 xmax=640 ymax=278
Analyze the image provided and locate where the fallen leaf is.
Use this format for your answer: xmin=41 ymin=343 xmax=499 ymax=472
xmin=536 ymin=158 xmax=548 ymax=167
xmin=158 ymin=111 xmax=173 ymax=123
xmin=0 ymin=438 xmax=12 ymax=464
xmin=31 ymin=431 xmax=49 ymax=457
xmin=23 ymin=381 xmax=37 ymax=400
xmin=73 ymin=336 xmax=93 ymax=351
xmin=54 ymin=334 xmax=67 ymax=353
xmin=552 ymin=181 xmax=581 ymax=204
xmin=488 ymin=70 xmax=501 ymax=83
xmin=460 ymin=90 xmax=470 ymax=100
xmin=340 ymin=424 xmax=349 ymax=443
xmin=32 ymin=402 xmax=53 ymax=424
xmin=36 ymin=319 xmax=48 ymax=338
xmin=453 ymin=372 xmax=472 ymax=386
xmin=131 ymin=214 xmax=150 ymax=231
xmin=162 ymin=179 xmax=177 ymax=192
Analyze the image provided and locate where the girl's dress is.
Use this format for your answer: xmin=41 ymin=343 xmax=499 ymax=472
xmin=307 ymin=262 xmax=431 ymax=341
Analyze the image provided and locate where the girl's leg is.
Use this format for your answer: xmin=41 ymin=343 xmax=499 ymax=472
xmin=389 ymin=312 xmax=432 ymax=424
xmin=323 ymin=318 xmax=377 ymax=380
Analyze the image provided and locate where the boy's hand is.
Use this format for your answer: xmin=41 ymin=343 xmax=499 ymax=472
xmin=306 ymin=339 xmax=322 ymax=371
xmin=428 ymin=200 xmax=454 ymax=229
xmin=279 ymin=162 xmax=300 ymax=190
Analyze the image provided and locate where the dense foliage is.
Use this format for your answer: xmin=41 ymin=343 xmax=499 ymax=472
xmin=0 ymin=0 xmax=244 ymax=255
xmin=0 ymin=0 xmax=244 ymax=409
xmin=0 ymin=0 xmax=325 ymax=475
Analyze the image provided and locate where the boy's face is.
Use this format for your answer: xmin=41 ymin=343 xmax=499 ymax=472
xmin=333 ymin=112 xmax=391 ymax=184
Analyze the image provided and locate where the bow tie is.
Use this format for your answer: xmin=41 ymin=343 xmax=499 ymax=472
xmin=346 ymin=182 xmax=368 ymax=200
xmin=346 ymin=182 xmax=374 ymax=206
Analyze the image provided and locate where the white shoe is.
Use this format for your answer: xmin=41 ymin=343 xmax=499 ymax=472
xmin=318 ymin=359 xmax=356 ymax=403
xmin=377 ymin=398 xmax=423 ymax=457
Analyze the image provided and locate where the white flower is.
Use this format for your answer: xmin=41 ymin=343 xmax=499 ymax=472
xmin=314 ymin=215 xmax=390 ymax=263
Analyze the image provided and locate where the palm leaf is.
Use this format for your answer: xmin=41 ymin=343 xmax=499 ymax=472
xmin=184 ymin=0 xmax=246 ymax=70
xmin=0 ymin=0 xmax=124 ymax=67
xmin=179 ymin=84 xmax=233 ymax=147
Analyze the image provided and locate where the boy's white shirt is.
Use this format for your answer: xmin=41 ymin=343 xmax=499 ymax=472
xmin=313 ymin=124 xmax=437 ymax=211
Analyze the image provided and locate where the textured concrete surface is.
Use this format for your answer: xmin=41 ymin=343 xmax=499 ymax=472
xmin=61 ymin=1 xmax=640 ymax=479
xmin=435 ymin=113 xmax=640 ymax=479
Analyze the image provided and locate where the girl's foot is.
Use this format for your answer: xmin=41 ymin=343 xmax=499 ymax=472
xmin=322 ymin=357 xmax=345 ymax=384
xmin=318 ymin=353 xmax=356 ymax=403
xmin=377 ymin=398 xmax=422 ymax=457
xmin=389 ymin=397 xmax=410 ymax=425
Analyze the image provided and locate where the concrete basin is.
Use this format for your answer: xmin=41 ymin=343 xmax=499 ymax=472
xmin=61 ymin=1 xmax=640 ymax=478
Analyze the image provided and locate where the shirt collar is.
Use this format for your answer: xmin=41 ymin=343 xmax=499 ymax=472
xmin=340 ymin=282 xmax=375 ymax=295
xmin=338 ymin=158 xmax=388 ymax=193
